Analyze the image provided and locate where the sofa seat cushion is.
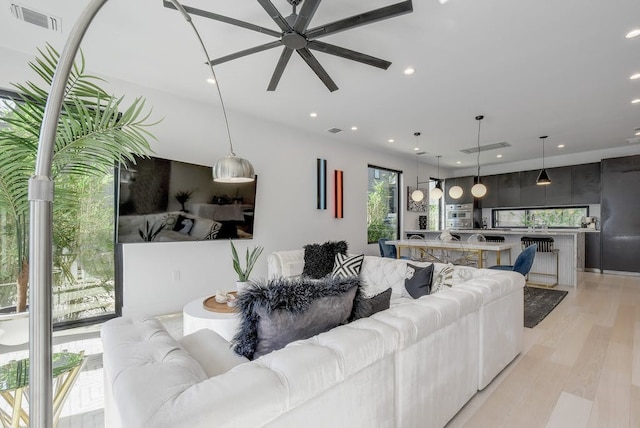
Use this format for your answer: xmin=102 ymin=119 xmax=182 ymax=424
xmin=233 ymin=276 xmax=359 ymax=360
xmin=178 ymin=329 xmax=249 ymax=378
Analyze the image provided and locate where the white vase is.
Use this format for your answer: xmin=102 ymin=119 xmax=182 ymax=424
xmin=236 ymin=281 xmax=249 ymax=293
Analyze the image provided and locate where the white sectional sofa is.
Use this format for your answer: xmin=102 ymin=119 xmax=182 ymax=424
xmin=102 ymin=251 xmax=524 ymax=428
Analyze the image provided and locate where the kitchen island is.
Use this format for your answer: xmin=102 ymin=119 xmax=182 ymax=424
xmin=404 ymin=229 xmax=600 ymax=288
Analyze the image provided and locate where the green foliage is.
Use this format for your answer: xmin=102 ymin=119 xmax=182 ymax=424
xmin=367 ymin=178 xmax=395 ymax=243
xmin=0 ymin=44 xmax=156 ymax=310
xmin=230 ymin=241 xmax=263 ymax=282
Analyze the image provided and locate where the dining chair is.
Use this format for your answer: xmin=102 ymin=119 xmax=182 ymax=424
xmin=379 ymin=238 xmax=403 ymax=259
xmin=488 ymin=244 xmax=537 ymax=279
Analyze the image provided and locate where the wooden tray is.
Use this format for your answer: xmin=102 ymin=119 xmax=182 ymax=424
xmin=203 ymin=292 xmax=238 ymax=313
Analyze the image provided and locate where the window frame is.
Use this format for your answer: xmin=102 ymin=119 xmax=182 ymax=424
xmin=0 ymin=88 xmax=121 ymax=331
xmin=491 ymin=205 xmax=589 ymax=229
xmin=367 ymin=164 xmax=402 ymax=244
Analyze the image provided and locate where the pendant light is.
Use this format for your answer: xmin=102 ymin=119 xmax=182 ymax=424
xmin=411 ymin=132 xmax=425 ymax=202
xmin=536 ymin=135 xmax=552 ymax=185
xmin=431 ymin=155 xmax=443 ymax=200
xmin=449 ymin=180 xmax=463 ymax=199
xmin=170 ymin=0 xmax=255 ymax=183
xmin=471 ymin=115 xmax=487 ymax=197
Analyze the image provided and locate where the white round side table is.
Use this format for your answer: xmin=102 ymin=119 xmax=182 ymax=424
xmin=182 ymin=296 xmax=240 ymax=341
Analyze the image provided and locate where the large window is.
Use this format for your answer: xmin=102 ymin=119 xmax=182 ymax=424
xmin=0 ymin=91 xmax=118 ymax=327
xmin=493 ymin=206 xmax=588 ymax=229
xmin=367 ymin=165 xmax=401 ymax=244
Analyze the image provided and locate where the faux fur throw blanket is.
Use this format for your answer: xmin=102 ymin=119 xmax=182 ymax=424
xmin=232 ymin=276 xmax=359 ymax=359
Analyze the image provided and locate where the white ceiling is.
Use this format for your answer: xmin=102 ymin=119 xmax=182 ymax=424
xmin=1 ymin=0 xmax=640 ymax=169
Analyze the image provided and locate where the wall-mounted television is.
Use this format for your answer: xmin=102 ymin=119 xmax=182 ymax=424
xmin=117 ymin=156 xmax=256 ymax=243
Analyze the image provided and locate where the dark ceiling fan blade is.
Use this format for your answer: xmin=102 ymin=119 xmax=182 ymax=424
xmin=208 ymin=40 xmax=283 ymax=66
xmin=296 ymin=48 xmax=338 ymax=92
xmin=267 ymin=48 xmax=294 ymax=91
xmin=257 ymin=0 xmax=293 ymax=32
xmin=163 ymin=0 xmax=281 ymax=38
xmin=293 ymin=0 xmax=321 ymax=33
xmin=306 ymin=0 xmax=413 ymax=39
xmin=307 ymin=40 xmax=391 ymax=70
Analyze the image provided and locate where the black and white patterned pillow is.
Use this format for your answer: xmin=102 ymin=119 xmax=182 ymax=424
xmin=204 ymin=221 xmax=223 ymax=240
xmin=331 ymin=253 xmax=364 ymax=279
xmin=431 ymin=263 xmax=455 ymax=294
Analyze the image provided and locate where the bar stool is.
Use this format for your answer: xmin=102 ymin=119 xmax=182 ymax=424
xmin=520 ymin=236 xmax=559 ymax=287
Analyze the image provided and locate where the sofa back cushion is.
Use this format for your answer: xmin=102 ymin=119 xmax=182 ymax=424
xmin=233 ymin=276 xmax=359 ymax=360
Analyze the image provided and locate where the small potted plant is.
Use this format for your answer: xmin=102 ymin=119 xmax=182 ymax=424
xmin=230 ymin=241 xmax=263 ymax=292
xmin=175 ymin=189 xmax=193 ymax=212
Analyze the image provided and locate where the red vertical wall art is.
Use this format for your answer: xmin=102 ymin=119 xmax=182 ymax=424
xmin=334 ymin=169 xmax=343 ymax=218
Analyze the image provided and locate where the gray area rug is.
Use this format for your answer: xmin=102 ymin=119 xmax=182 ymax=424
xmin=524 ymin=286 xmax=568 ymax=328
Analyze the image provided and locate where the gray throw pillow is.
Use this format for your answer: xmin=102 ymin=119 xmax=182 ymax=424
xmin=349 ymin=287 xmax=392 ymax=321
xmin=405 ymin=263 xmax=434 ymax=298
xmin=232 ymin=276 xmax=359 ymax=360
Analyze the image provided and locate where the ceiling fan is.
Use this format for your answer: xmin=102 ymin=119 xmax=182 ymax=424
xmin=163 ymin=0 xmax=413 ymax=92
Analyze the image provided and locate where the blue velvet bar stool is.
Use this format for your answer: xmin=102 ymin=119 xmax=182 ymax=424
xmin=488 ymin=244 xmax=537 ymax=280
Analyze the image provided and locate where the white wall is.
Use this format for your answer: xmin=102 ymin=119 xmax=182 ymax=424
xmin=0 ymin=46 xmax=443 ymax=317
xmin=116 ymin=86 xmax=445 ymax=317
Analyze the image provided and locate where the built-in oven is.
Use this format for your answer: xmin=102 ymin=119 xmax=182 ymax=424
xmin=446 ymin=203 xmax=473 ymax=229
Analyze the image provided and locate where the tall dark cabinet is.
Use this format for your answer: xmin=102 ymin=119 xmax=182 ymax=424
xmin=601 ymin=155 xmax=640 ymax=273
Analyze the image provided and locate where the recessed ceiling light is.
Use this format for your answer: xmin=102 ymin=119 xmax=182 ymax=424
xmin=351 ymin=126 xmax=358 ymax=131
xmin=388 ymin=139 xmax=395 ymax=143
xmin=456 ymin=161 xmax=462 ymax=164
xmin=403 ymin=67 xmax=415 ymax=75
xmin=626 ymin=29 xmax=640 ymax=38
xmin=633 ymin=99 xmax=640 ymax=104
xmin=414 ymin=147 xmax=420 ymax=151
xmin=439 ymin=0 xmax=449 ymax=4
xmin=310 ymin=112 xmax=318 ymax=117
xmin=496 ymin=154 xmax=503 ymax=158
xmin=635 ymin=128 xmax=640 ymax=136
xmin=206 ymin=78 xmax=216 ymax=84
xmin=557 ymin=144 xmax=565 ymax=148
xmin=631 ymin=73 xmax=640 ymax=80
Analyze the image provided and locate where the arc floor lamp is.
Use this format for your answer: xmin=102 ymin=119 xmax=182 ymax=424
xmin=28 ymin=0 xmax=256 ymax=425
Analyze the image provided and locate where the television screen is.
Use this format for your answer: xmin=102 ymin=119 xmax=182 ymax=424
xmin=117 ymin=156 xmax=256 ymax=243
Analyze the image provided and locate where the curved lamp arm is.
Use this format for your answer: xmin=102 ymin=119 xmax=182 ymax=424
xmin=29 ymin=1 xmax=109 ymax=427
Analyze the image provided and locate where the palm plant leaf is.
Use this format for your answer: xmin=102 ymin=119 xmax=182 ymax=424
xmin=0 ymin=42 xmax=157 ymax=294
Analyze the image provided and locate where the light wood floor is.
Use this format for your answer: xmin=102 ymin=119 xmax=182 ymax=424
xmin=447 ymin=272 xmax=640 ymax=428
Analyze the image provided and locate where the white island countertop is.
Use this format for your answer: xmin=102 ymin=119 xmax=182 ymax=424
xmin=406 ymin=229 xmax=599 ymax=236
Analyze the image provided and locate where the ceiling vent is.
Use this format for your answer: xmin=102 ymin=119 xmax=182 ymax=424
xmin=459 ymin=141 xmax=511 ymax=154
xmin=10 ymin=3 xmax=61 ymax=32
xmin=326 ymin=127 xmax=343 ymax=134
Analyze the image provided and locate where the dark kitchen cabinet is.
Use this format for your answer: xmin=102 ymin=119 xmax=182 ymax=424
xmin=601 ymin=155 xmax=640 ymax=273
xmin=584 ymin=232 xmax=601 ymax=271
xmin=479 ymin=175 xmax=498 ymax=208
xmin=571 ymin=162 xmax=601 ymax=204
xmin=444 ymin=176 xmax=475 ymax=204
xmin=519 ymin=170 xmax=546 ymax=206
xmin=497 ymin=172 xmax=520 ymax=207
xmin=544 ymin=166 xmax=571 ymax=206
